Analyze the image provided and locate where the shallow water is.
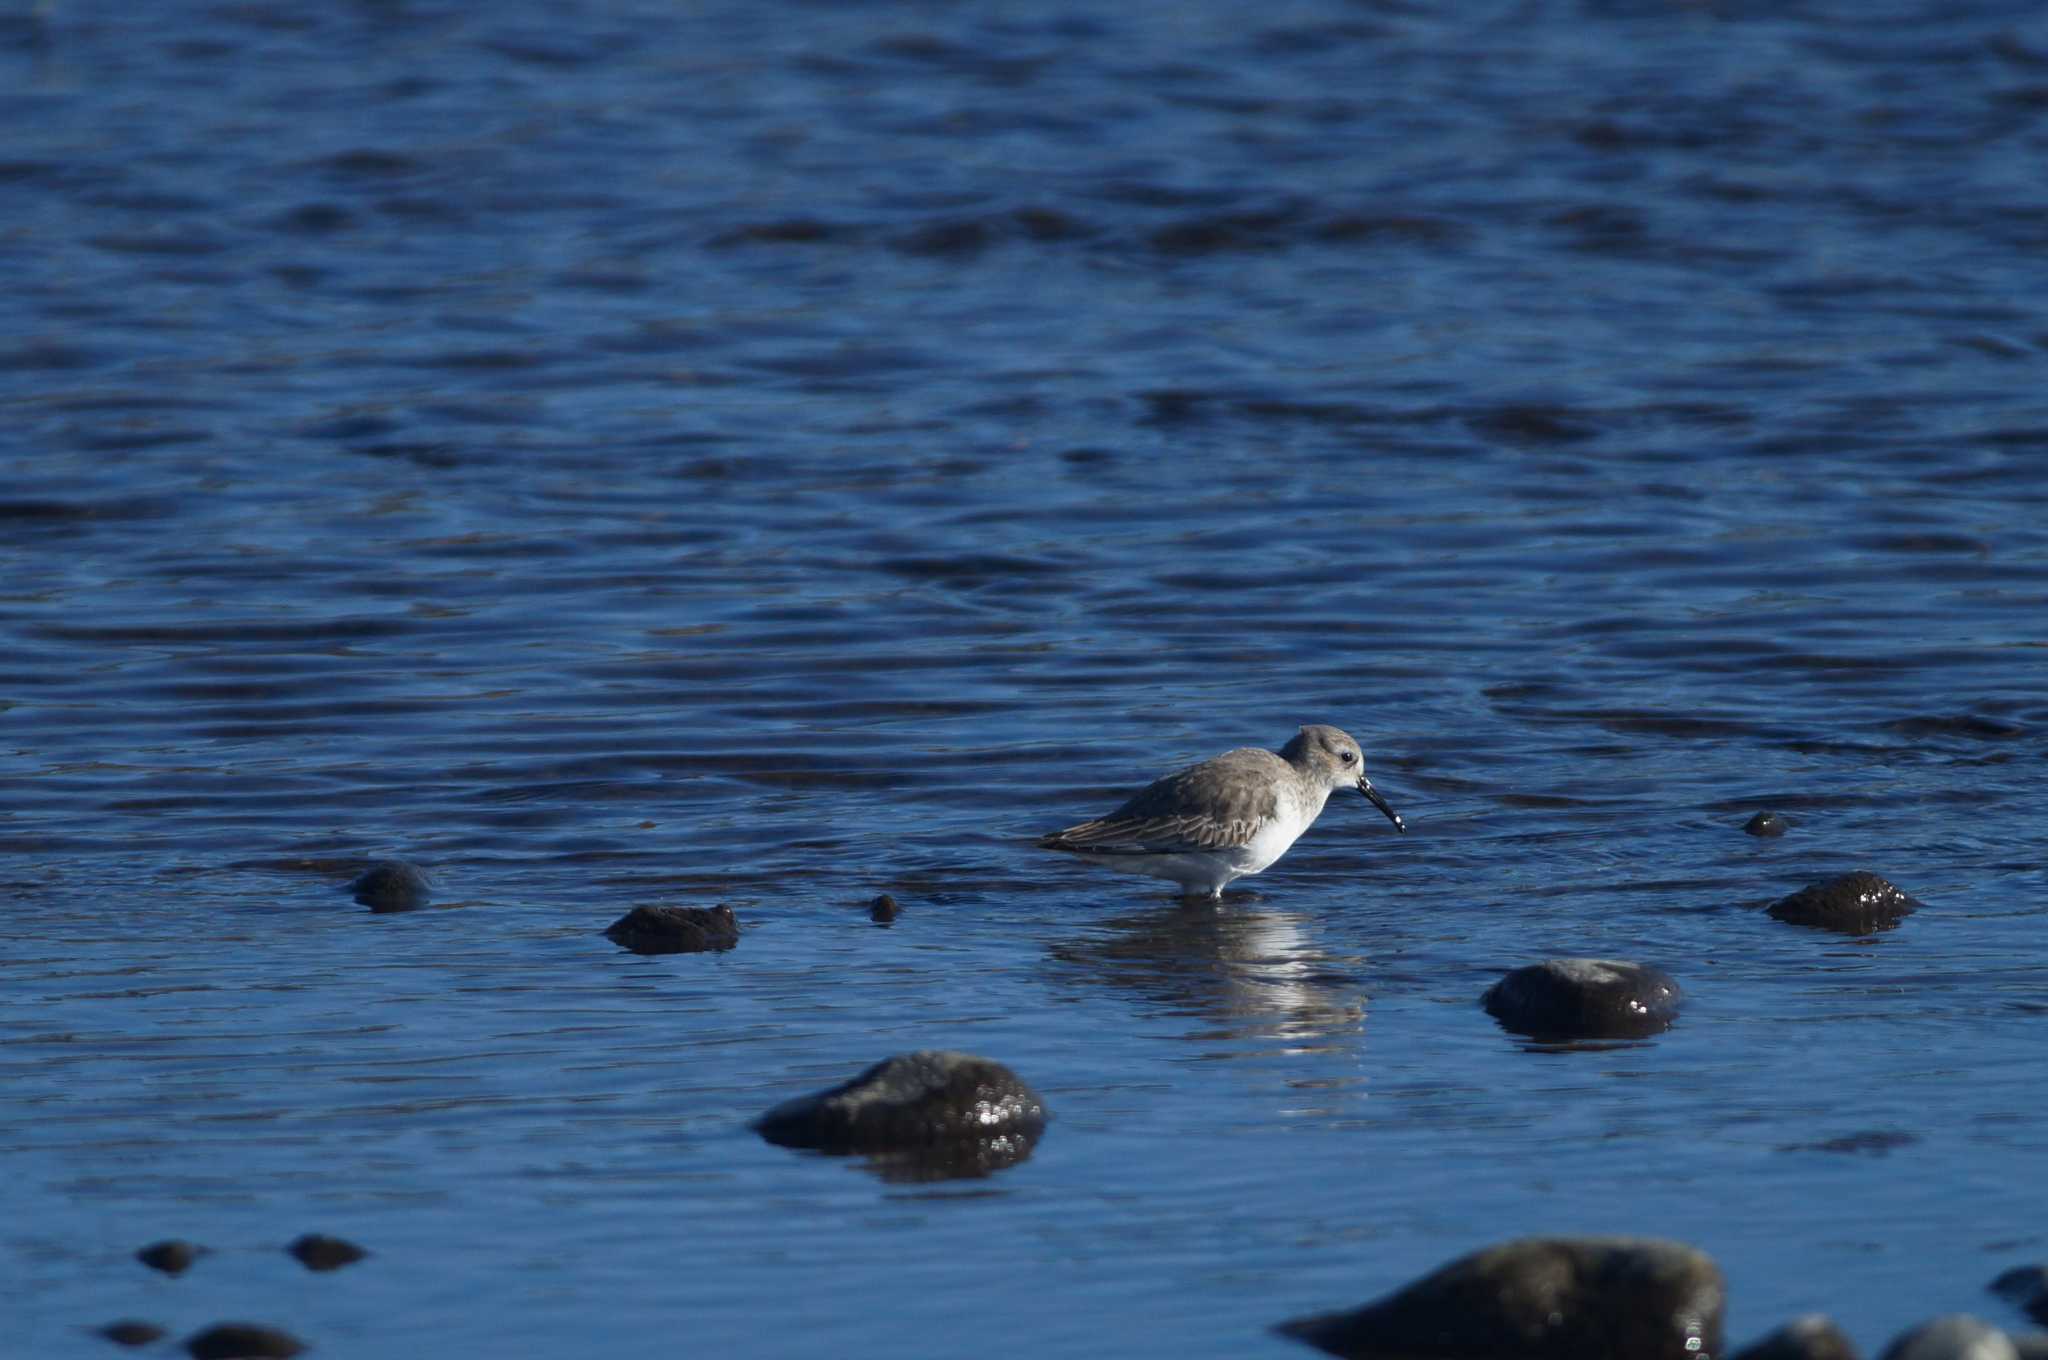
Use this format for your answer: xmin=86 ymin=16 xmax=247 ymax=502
xmin=5 ymin=1 xmax=2048 ymax=1354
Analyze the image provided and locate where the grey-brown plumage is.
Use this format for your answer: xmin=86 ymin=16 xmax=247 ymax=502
xmin=1037 ymin=724 xmax=1405 ymax=899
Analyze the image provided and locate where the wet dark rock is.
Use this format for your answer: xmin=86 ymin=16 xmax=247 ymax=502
xmin=1993 ymin=1266 xmax=2048 ymax=1324
xmin=753 ymin=1050 xmax=1047 ymax=1168
xmin=1733 ymin=1314 xmax=1862 ymax=1360
xmin=186 ymin=1322 xmax=305 ymax=1359
xmin=869 ymin=893 xmax=900 ymax=923
xmin=288 ymin=1232 xmax=368 ymax=1271
xmin=1879 ymin=1315 xmax=2018 ymax=1360
xmin=348 ymin=859 xmax=432 ymax=912
xmin=1745 ymin=810 xmax=1789 ymax=838
xmin=603 ymin=904 xmax=739 ymax=954
xmin=100 ymin=1320 xmax=166 ymax=1347
xmin=1768 ymin=871 xmax=1921 ymax=934
xmin=1275 ymin=1235 xmax=1725 ymax=1360
xmin=1482 ymin=958 xmax=1682 ymax=1040
xmin=137 ymin=1239 xmax=203 ymax=1275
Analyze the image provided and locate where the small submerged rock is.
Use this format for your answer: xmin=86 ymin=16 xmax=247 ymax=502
xmin=869 ymin=893 xmax=901 ymax=924
xmin=753 ymin=1050 xmax=1047 ymax=1176
xmin=185 ymin=1322 xmax=305 ymax=1359
xmin=348 ymin=859 xmax=432 ymax=912
xmin=1993 ymin=1265 xmax=2048 ymax=1325
xmin=1482 ymin=958 xmax=1682 ymax=1041
xmin=99 ymin=1321 xmax=166 ymax=1348
xmin=136 ymin=1239 xmax=203 ymax=1275
xmin=1879 ymin=1315 xmax=2018 ymax=1360
xmin=603 ymin=904 xmax=739 ymax=954
xmin=1275 ymin=1235 xmax=1725 ymax=1360
xmin=288 ymin=1232 xmax=368 ymax=1271
xmin=1744 ymin=811 xmax=1789 ymax=838
xmin=1732 ymin=1314 xmax=1862 ymax=1360
xmin=1768 ymin=871 xmax=1920 ymax=934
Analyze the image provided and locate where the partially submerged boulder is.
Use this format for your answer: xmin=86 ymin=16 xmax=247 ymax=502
xmin=1993 ymin=1265 xmax=2048 ymax=1325
xmin=1276 ymin=1235 xmax=1725 ymax=1360
xmin=99 ymin=1321 xmax=165 ymax=1348
xmin=136 ymin=1239 xmax=203 ymax=1276
xmin=1768 ymin=872 xmax=1920 ymax=934
xmin=1482 ymin=959 xmax=1682 ymax=1041
xmin=185 ymin=1323 xmax=304 ymax=1359
xmin=1732 ymin=1314 xmax=1862 ymax=1360
xmin=349 ymin=860 xmax=432 ymax=912
xmin=603 ymin=904 xmax=739 ymax=954
xmin=753 ymin=1050 xmax=1047 ymax=1177
xmin=287 ymin=1232 xmax=367 ymax=1271
xmin=1744 ymin=811 xmax=1789 ymax=838
xmin=1879 ymin=1315 xmax=2018 ymax=1360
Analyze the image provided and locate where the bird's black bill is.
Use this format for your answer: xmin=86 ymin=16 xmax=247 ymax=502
xmin=1358 ymin=778 xmax=1406 ymax=833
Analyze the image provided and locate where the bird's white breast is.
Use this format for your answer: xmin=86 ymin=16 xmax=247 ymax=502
xmin=1237 ymin=795 xmax=1323 ymax=874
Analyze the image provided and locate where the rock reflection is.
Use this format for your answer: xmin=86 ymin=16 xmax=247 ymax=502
xmin=852 ymin=1132 xmax=1041 ymax=1185
xmin=1049 ymin=904 xmax=1363 ymax=1043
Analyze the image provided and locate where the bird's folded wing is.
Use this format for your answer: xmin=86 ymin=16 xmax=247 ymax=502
xmin=1039 ymin=813 xmax=1258 ymax=854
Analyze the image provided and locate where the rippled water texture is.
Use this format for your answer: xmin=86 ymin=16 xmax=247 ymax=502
xmin=4 ymin=2 xmax=2048 ymax=1355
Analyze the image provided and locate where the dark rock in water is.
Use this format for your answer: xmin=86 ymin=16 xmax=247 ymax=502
xmin=137 ymin=1239 xmax=203 ymax=1275
xmin=1275 ymin=1235 xmax=1725 ymax=1360
xmin=1744 ymin=811 xmax=1789 ymax=838
xmin=287 ymin=1232 xmax=368 ymax=1271
xmin=100 ymin=1321 xmax=166 ymax=1347
xmin=1768 ymin=871 xmax=1920 ymax=934
xmin=869 ymin=893 xmax=900 ymax=923
xmin=348 ymin=859 xmax=432 ymax=912
xmin=1482 ymin=958 xmax=1681 ymax=1040
xmin=1879 ymin=1316 xmax=2018 ymax=1360
xmin=753 ymin=1050 xmax=1047 ymax=1172
xmin=1732 ymin=1314 xmax=1862 ymax=1360
xmin=603 ymin=904 xmax=738 ymax=954
xmin=1993 ymin=1266 xmax=2048 ymax=1324
xmin=186 ymin=1322 xmax=305 ymax=1359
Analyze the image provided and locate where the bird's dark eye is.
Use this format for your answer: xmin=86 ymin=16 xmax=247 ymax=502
xmin=1339 ymin=750 xmax=1356 ymax=764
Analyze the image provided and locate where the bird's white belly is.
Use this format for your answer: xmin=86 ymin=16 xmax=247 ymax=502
xmin=1237 ymin=812 xmax=1310 ymax=875
xmin=1108 ymin=816 xmax=1311 ymax=893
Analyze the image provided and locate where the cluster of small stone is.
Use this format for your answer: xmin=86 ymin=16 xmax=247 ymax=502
xmin=111 ymin=1232 xmax=368 ymax=1355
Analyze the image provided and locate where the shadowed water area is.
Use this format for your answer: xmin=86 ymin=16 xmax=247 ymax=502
xmin=4 ymin=1 xmax=2048 ymax=1355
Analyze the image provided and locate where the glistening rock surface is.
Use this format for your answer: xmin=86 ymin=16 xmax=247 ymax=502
xmin=1768 ymin=871 xmax=1920 ymax=934
xmin=1744 ymin=811 xmax=1789 ymax=838
xmin=1482 ymin=958 xmax=1682 ymax=1040
xmin=753 ymin=1051 xmax=1047 ymax=1176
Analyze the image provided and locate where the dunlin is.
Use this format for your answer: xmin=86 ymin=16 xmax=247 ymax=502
xmin=1037 ymin=724 xmax=1404 ymax=900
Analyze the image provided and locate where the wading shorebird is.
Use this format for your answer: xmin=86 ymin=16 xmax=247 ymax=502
xmin=1036 ymin=724 xmax=1405 ymax=900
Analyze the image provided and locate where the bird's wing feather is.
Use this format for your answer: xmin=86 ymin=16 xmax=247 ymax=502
xmin=1038 ymin=748 xmax=1283 ymax=855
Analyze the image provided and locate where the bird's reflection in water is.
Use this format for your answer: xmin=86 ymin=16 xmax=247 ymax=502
xmin=1048 ymin=900 xmax=1364 ymax=1045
